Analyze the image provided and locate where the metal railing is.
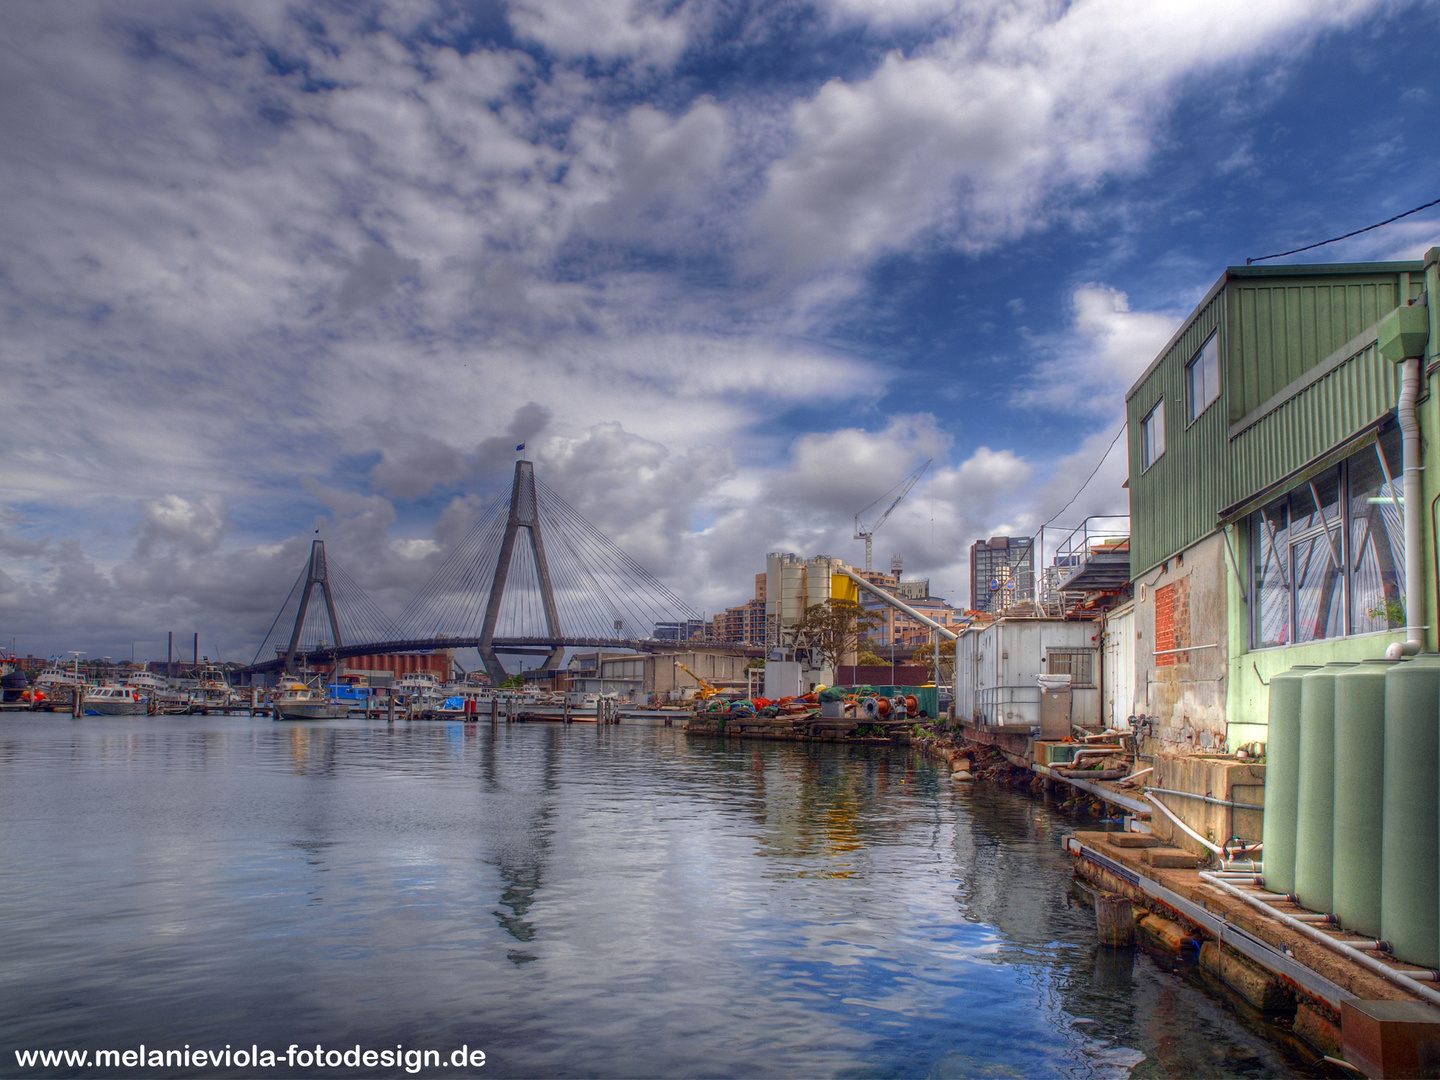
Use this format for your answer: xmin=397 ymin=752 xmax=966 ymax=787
xmin=1041 ymin=515 xmax=1131 ymax=602
xmin=976 ymin=684 xmax=1042 ymax=728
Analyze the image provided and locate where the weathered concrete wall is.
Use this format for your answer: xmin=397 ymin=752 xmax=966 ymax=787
xmin=1134 ymin=531 xmax=1229 ymax=754
xmin=1151 ymin=754 xmax=1265 ymax=854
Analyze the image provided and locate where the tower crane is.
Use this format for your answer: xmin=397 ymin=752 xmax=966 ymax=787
xmin=853 ymin=459 xmax=931 ymax=573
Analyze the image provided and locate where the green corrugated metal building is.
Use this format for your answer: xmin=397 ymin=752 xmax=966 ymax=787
xmin=1123 ymin=255 xmax=1439 ymax=746
xmin=1128 ymin=263 xmax=1423 ymax=577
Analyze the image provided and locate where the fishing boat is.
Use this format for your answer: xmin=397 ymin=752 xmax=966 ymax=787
xmin=191 ymin=665 xmax=234 ymax=715
xmin=28 ymin=665 xmax=86 ymax=709
xmin=393 ymin=670 xmax=444 ymax=710
xmin=272 ymin=679 xmax=346 ymax=721
xmin=83 ymin=684 xmax=148 ymax=716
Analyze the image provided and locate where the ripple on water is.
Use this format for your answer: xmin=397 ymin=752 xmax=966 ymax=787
xmin=0 ymin=716 xmax=1311 ymax=1078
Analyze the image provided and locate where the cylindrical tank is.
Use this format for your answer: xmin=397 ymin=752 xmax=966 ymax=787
xmin=1262 ymin=665 xmax=1317 ymax=897
xmin=1382 ymin=655 xmax=1440 ymax=968
xmin=1333 ymin=659 xmax=1393 ymax=938
xmin=1295 ymin=662 xmax=1356 ymax=914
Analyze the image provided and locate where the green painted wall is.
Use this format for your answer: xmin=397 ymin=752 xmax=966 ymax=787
xmin=1127 ymin=262 xmax=1424 ymax=578
xmin=1221 ymin=252 xmax=1440 ymax=744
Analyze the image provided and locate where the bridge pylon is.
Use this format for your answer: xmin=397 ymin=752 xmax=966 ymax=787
xmin=282 ymin=539 xmax=343 ymax=672
xmin=478 ymin=461 xmax=565 ymax=683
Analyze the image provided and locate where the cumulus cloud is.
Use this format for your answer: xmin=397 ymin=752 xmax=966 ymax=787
xmin=0 ymin=0 xmax=1414 ymax=658
xmin=1015 ymin=284 xmax=1183 ymax=416
xmin=753 ymin=0 xmax=1393 ymax=276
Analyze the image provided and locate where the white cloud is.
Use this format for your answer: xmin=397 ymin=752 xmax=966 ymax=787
xmin=508 ymin=0 xmax=692 ymax=63
xmin=1015 ymin=284 xmax=1182 ymax=415
xmin=753 ymin=0 xmax=1393 ymax=276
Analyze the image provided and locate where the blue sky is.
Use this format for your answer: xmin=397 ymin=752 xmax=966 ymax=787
xmin=1 ymin=0 xmax=1438 ymax=662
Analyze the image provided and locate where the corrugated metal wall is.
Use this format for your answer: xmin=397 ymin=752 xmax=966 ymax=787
xmin=1127 ymin=292 xmax=1227 ymax=576
xmin=1227 ymin=338 xmax=1395 ymax=500
xmin=1228 ymin=276 xmax=1402 ymax=420
xmin=1127 ymin=264 xmax=1421 ymax=577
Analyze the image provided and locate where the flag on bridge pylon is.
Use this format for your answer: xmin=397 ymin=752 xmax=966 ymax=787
xmin=515 ymin=443 xmax=525 ymax=451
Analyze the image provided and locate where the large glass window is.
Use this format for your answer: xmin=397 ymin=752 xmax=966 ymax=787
xmin=1187 ymin=333 xmax=1220 ymax=421
xmin=1253 ymin=499 xmax=1290 ymax=647
xmin=1142 ymin=399 xmax=1165 ymax=469
xmin=1290 ymin=469 xmax=1344 ymax=643
xmin=1349 ymin=437 xmax=1405 ymax=633
xmin=1249 ymin=427 xmax=1404 ymax=648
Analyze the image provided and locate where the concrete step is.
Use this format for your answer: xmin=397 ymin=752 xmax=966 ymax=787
xmin=1144 ymin=847 xmax=1201 ymax=869
xmin=1107 ymin=834 xmax=1162 ymax=849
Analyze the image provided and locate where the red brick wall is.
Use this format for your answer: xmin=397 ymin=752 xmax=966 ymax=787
xmin=1154 ymin=580 xmax=1189 ymax=668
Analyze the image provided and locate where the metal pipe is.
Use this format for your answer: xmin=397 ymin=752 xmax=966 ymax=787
xmin=1147 ymin=786 xmax=1264 ymax=812
xmin=836 ymin=568 xmax=958 ymax=641
xmin=1387 ymin=352 xmax=1424 ymax=659
xmin=1199 ymin=870 xmax=1440 ymax=1009
xmin=1146 ymin=791 xmax=1224 ymax=855
xmin=1121 ymin=765 xmax=1154 ymax=783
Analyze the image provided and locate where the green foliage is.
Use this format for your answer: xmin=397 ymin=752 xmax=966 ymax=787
xmin=855 ymin=649 xmax=887 ymax=667
xmin=1367 ymin=596 xmax=1405 ymax=628
xmin=499 ymin=674 xmax=526 ymax=689
xmin=793 ymin=599 xmax=884 ymax=670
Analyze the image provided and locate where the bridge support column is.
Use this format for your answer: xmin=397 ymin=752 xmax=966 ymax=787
xmin=478 ymin=461 xmax=566 ymax=684
xmin=281 ymin=540 xmax=344 ymax=674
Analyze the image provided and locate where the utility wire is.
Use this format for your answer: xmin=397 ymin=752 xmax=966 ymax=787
xmin=1040 ymin=421 xmax=1127 ymax=533
xmin=1247 ymin=196 xmax=1440 ymax=264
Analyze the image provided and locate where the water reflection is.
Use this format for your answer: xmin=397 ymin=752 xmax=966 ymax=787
xmin=0 ymin=716 xmax=1315 ymax=1078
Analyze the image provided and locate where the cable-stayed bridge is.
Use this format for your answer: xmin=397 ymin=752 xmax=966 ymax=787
xmin=241 ymin=461 xmax=739 ymax=680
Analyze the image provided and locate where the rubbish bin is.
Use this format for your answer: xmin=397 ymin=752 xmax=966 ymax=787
xmin=1036 ymin=673 xmax=1072 ymax=741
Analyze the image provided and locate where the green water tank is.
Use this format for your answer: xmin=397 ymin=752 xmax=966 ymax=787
xmin=1295 ymin=662 xmax=1355 ymax=914
xmin=1382 ymin=655 xmax=1440 ymax=968
xmin=1333 ymin=659 xmax=1393 ymax=939
xmin=1262 ymin=665 xmax=1317 ymax=896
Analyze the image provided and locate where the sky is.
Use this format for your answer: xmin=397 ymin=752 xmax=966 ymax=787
xmin=2 ymin=0 xmax=1439 ymax=665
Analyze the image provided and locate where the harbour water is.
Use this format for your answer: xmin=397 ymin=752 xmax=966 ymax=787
xmin=0 ymin=716 xmax=1312 ymax=1078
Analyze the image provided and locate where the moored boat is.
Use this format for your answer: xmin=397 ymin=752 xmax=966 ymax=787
xmin=192 ymin=665 xmax=234 ymax=714
xmin=272 ymin=679 xmax=346 ymax=721
xmin=84 ymin=684 xmax=148 ymax=716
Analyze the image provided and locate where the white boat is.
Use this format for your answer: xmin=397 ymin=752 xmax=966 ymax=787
xmin=272 ymin=679 xmax=346 ymax=721
xmin=192 ymin=665 xmax=234 ymax=714
xmin=123 ymin=669 xmax=166 ymax=694
xmin=393 ymin=670 xmax=444 ymax=709
xmin=124 ymin=669 xmax=189 ymax=711
xmin=84 ymin=684 xmax=148 ymax=716
xmin=29 ymin=665 xmax=86 ymax=708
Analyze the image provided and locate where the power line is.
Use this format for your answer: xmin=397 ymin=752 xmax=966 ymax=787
xmin=1040 ymin=421 xmax=1127 ymax=533
xmin=1247 ymin=196 xmax=1440 ymax=264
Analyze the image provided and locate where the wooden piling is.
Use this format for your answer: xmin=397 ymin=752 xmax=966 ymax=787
xmin=387 ymin=693 xmax=395 ymax=724
xmin=1096 ymin=893 xmax=1134 ymax=947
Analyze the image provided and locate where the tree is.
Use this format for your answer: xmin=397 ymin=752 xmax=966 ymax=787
xmin=913 ymin=637 xmax=957 ymax=685
xmin=792 ymin=599 xmax=884 ymax=671
xmin=856 ymin=649 xmax=887 ymax=667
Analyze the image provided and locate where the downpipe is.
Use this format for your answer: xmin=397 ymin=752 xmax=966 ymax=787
xmin=1386 ymin=353 xmax=1424 ymax=660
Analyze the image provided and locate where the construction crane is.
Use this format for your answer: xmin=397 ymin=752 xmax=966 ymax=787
xmin=853 ymin=459 xmax=931 ymax=572
xmin=675 ymin=661 xmax=722 ymax=701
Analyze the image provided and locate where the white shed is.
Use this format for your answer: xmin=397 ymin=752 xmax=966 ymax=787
xmin=955 ymin=617 xmax=1101 ymax=732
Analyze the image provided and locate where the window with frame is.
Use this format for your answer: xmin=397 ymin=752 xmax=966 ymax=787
xmin=1141 ymin=399 xmax=1165 ymax=469
xmin=1047 ymin=648 xmax=1095 ymax=686
xmin=1249 ymin=427 xmax=1404 ymax=648
xmin=1187 ymin=333 xmax=1220 ymax=421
